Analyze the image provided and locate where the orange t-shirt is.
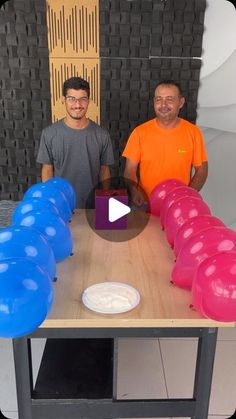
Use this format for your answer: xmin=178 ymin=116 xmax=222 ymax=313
xmin=122 ymin=118 xmax=208 ymax=197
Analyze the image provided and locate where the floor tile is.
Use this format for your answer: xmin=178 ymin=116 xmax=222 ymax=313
xmin=0 ymin=339 xmax=17 ymax=411
xmin=160 ymin=338 xmax=236 ymax=417
xmin=209 ymin=341 xmax=236 ymax=415
xmin=117 ymin=338 xmax=167 ymax=399
xmin=217 ymin=326 xmax=236 ymax=341
xmin=0 ymin=338 xmax=46 ymax=414
xmin=160 ymin=339 xmax=197 ymax=398
xmin=171 ymin=417 xmax=233 ymax=419
xmin=1 ymin=412 xmax=18 ymax=419
xmin=209 ymin=416 xmax=234 ymax=419
xmin=31 ymin=339 xmax=46 ymax=385
xmin=2 ymin=415 xmax=229 ymax=419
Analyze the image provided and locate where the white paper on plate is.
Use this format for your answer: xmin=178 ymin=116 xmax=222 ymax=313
xmin=82 ymin=282 xmax=140 ymax=314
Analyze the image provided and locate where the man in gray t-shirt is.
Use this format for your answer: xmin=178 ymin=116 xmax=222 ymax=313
xmin=37 ymin=77 xmax=114 ymax=208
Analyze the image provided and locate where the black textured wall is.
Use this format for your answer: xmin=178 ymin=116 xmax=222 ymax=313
xmin=0 ymin=0 xmax=206 ymax=199
xmin=99 ymin=0 xmax=206 ymax=176
xmin=0 ymin=0 xmax=51 ymax=200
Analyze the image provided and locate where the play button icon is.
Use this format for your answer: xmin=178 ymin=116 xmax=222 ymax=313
xmin=108 ymin=197 xmax=131 ymax=222
xmin=85 ymin=176 xmax=150 ymax=242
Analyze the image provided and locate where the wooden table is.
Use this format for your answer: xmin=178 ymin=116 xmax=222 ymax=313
xmin=12 ymin=210 xmax=234 ymax=419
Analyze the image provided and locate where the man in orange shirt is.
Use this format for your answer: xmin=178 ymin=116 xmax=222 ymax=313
xmin=122 ymin=80 xmax=208 ymax=206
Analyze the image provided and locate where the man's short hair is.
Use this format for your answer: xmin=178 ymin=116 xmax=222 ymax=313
xmin=63 ymin=77 xmax=90 ymax=98
xmin=155 ymin=80 xmax=183 ymax=97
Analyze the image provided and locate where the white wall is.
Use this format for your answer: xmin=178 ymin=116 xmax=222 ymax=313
xmin=197 ymin=0 xmax=236 ymax=228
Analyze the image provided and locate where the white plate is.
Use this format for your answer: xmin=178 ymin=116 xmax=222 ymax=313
xmin=82 ymin=281 xmax=140 ymax=314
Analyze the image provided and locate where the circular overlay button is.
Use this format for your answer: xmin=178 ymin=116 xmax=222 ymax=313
xmin=85 ymin=176 xmax=150 ymax=242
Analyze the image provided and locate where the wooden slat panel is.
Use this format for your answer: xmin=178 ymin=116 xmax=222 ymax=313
xmin=46 ymin=0 xmax=100 ymax=123
xmin=46 ymin=0 xmax=99 ymax=58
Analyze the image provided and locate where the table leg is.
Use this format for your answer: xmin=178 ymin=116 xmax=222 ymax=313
xmin=12 ymin=338 xmax=33 ymax=419
xmin=192 ymin=328 xmax=218 ymax=419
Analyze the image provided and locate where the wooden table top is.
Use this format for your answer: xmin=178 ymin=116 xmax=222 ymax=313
xmin=42 ymin=210 xmax=235 ymax=329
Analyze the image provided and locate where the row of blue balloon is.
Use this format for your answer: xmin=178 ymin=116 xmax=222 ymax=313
xmin=0 ymin=178 xmax=76 ymax=338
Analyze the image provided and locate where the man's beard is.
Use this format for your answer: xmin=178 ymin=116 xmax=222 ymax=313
xmin=69 ymin=110 xmax=85 ymax=120
xmin=70 ymin=114 xmax=83 ymax=120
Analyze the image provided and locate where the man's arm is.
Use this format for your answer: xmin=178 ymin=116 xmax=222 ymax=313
xmin=41 ymin=164 xmax=54 ymax=182
xmin=189 ymin=161 xmax=208 ymax=191
xmin=99 ymin=165 xmax=111 ymax=189
xmin=124 ymin=158 xmax=146 ymax=206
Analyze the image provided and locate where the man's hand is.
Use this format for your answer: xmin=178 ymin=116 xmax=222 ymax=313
xmin=41 ymin=164 xmax=54 ymax=181
xmin=189 ymin=161 xmax=208 ymax=191
xmin=99 ymin=165 xmax=111 ymax=189
xmin=131 ymin=186 xmax=147 ymax=207
xmin=124 ymin=158 xmax=147 ymax=207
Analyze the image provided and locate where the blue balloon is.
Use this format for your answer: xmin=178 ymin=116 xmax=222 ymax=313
xmin=46 ymin=177 xmax=76 ymax=212
xmin=18 ymin=210 xmax=73 ymax=262
xmin=0 ymin=225 xmax=56 ymax=280
xmin=23 ymin=182 xmax=72 ymax=223
xmin=0 ymin=257 xmax=53 ymax=338
xmin=12 ymin=198 xmax=60 ymax=225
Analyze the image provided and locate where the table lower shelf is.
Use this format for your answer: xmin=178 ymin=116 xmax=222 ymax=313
xmin=13 ymin=328 xmax=218 ymax=419
xmin=33 ymin=338 xmax=114 ymax=399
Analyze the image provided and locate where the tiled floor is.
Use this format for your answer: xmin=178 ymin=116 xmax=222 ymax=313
xmin=1 ymin=327 xmax=235 ymax=419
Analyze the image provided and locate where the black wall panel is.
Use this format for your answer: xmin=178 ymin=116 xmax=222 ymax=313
xmin=100 ymin=0 xmax=206 ymax=58
xmin=0 ymin=0 xmax=51 ymax=200
xmin=99 ymin=0 xmax=206 ymax=177
xmin=0 ymin=0 xmax=206 ymax=199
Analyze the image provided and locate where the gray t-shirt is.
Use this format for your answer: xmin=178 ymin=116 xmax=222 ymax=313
xmin=37 ymin=119 xmax=114 ymax=208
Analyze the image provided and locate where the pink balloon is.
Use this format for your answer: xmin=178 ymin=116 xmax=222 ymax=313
xmin=165 ymin=196 xmax=211 ymax=246
xmin=160 ymin=186 xmax=202 ymax=228
xmin=171 ymin=226 xmax=236 ymax=289
xmin=149 ymin=178 xmax=185 ymax=216
xmin=192 ymin=251 xmax=236 ymax=322
xmin=174 ymin=215 xmax=225 ymax=257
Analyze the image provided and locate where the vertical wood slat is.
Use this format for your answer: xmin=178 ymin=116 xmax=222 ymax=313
xmin=47 ymin=1 xmax=98 ymax=57
xmin=46 ymin=0 xmax=99 ymax=123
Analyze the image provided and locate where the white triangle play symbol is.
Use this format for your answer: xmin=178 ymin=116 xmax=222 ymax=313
xmin=108 ymin=197 xmax=131 ymax=223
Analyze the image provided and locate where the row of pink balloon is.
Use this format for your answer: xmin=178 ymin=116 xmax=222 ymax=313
xmin=149 ymin=178 xmax=236 ymax=322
